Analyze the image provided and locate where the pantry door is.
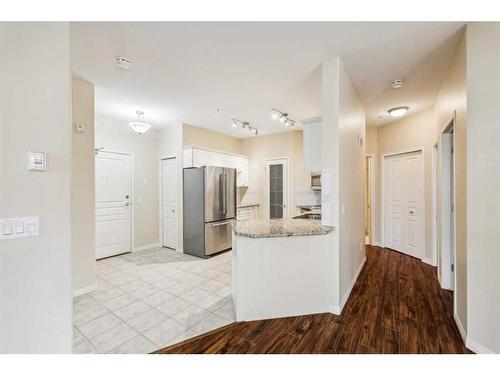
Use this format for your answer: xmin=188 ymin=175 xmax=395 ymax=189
xmin=95 ymin=150 xmax=132 ymax=259
xmin=384 ymin=151 xmax=425 ymax=259
xmin=162 ymin=157 xmax=178 ymax=249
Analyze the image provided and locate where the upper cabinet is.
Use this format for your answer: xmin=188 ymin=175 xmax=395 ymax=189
xmin=303 ymin=120 xmax=322 ymax=172
xmin=183 ymin=147 xmax=250 ymax=187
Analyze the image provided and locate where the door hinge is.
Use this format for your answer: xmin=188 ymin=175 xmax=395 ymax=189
xmin=451 ymin=264 xmax=454 ymax=272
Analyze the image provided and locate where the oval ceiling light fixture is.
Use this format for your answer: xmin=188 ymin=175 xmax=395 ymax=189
xmin=116 ymin=56 xmax=132 ymax=70
xmin=388 ymin=106 xmax=409 ymax=118
xmin=391 ymin=79 xmax=406 ymax=89
xmin=129 ymin=110 xmax=151 ymax=134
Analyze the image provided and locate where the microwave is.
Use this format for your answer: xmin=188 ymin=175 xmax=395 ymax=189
xmin=311 ymin=173 xmax=321 ymax=191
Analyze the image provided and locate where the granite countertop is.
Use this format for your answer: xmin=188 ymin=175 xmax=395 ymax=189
xmin=232 ymin=218 xmax=334 ymax=238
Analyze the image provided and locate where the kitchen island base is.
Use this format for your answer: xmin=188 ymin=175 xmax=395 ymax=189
xmin=232 ymin=228 xmax=336 ymax=322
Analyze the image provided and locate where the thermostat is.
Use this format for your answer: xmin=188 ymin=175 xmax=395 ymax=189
xmin=29 ymin=151 xmax=46 ymax=171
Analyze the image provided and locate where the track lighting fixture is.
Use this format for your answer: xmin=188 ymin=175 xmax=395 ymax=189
xmin=231 ymin=119 xmax=259 ymax=136
xmin=272 ymin=108 xmax=295 ymax=127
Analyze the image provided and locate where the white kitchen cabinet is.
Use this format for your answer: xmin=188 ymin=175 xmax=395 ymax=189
xmin=237 ymin=205 xmax=259 ymax=221
xmin=234 ymin=156 xmax=249 ymax=187
xmin=211 ymin=152 xmax=234 ymax=168
xmin=183 ymin=148 xmax=211 ymax=168
xmin=303 ymin=120 xmax=322 ymax=172
xmin=183 ymin=147 xmax=249 ymax=187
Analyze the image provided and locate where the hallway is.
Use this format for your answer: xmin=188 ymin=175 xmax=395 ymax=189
xmin=156 ymin=246 xmax=471 ymax=354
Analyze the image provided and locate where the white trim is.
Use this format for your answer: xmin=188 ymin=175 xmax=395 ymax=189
xmin=466 ymin=337 xmax=495 ymax=354
xmin=381 ymin=147 xmax=426 ymax=260
xmin=365 ymin=154 xmax=376 ymax=246
xmin=422 ymin=257 xmax=434 ymax=266
xmin=329 ymin=305 xmax=341 ymax=315
xmin=431 ymin=142 xmax=439 ymax=267
xmin=72 ymin=283 xmax=98 ymax=298
xmin=95 ymin=149 xmax=135 ymax=256
xmin=133 ymin=243 xmax=160 ymax=252
xmin=338 ymin=256 xmax=367 ymax=313
xmin=263 ymin=157 xmax=290 ymax=219
xmin=454 ymin=313 xmax=466 ymax=343
xmin=372 ymin=241 xmax=384 ymax=248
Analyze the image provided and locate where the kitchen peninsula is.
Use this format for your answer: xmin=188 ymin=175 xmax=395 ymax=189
xmin=231 ymin=218 xmax=336 ymax=322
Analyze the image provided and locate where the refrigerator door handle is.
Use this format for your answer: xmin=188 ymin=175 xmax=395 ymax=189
xmin=223 ymin=172 xmax=228 ymax=214
xmin=219 ymin=173 xmax=225 ymax=214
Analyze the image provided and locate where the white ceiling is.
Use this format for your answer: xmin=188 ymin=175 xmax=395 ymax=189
xmin=70 ymin=22 xmax=464 ymax=137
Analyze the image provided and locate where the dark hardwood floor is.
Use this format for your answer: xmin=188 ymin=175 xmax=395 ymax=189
xmin=155 ymin=246 xmax=471 ymax=354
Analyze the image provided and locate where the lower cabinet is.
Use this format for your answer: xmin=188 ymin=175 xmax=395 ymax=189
xmin=237 ymin=205 xmax=259 ymax=221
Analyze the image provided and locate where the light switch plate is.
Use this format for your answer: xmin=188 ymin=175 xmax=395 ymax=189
xmin=0 ymin=217 xmax=39 ymax=240
xmin=29 ymin=151 xmax=46 ymax=171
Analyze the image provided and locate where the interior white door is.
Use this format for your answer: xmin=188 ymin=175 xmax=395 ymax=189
xmin=95 ymin=151 xmax=132 ymax=259
xmin=162 ymin=158 xmax=177 ymax=249
xmin=265 ymin=159 xmax=289 ymax=219
xmin=384 ymin=151 xmax=424 ymax=258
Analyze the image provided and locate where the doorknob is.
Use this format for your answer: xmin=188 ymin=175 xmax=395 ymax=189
xmin=125 ymin=202 xmax=130 ymax=207
xmin=171 ymin=209 xmax=175 ymax=213
xmin=125 ymin=195 xmax=129 ymax=199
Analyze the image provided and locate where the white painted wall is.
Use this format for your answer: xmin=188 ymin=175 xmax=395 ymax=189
xmin=95 ymin=115 xmax=160 ymax=250
xmin=465 ymin=22 xmax=500 ymax=354
xmin=434 ymin=30 xmax=467 ymax=335
xmin=322 ymin=58 xmax=366 ymax=311
xmin=71 ymin=78 xmax=96 ymax=296
xmin=0 ymin=23 xmax=73 ymax=353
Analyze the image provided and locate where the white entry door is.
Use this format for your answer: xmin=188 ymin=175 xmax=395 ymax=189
xmin=95 ymin=151 xmax=132 ymax=259
xmin=384 ymin=151 xmax=425 ymax=259
xmin=162 ymin=158 xmax=177 ymax=249
xmin=264 ymin=158 xmax=289 ymax=219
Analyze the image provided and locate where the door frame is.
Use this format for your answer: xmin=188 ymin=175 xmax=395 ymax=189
xmin=365 ymin=154 xmax=376 ymax=245
xmin=380 ymin=146 xmax=425 ymax=260
xmin=432 ymin=142 xmax=439 ymax=268
xmin=438 ymin=115 xmax=456 ymax=291
xmin=95 ymin=148 xmax=135 ymax=255
xmin=159 ymin=156 xmax=178 ymax=250
xmin=263 ymin=157 xmax=290 ymax=219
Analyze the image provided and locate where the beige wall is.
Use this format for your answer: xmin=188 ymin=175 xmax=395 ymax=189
xmin=375 ymin=108 xmax=436 ymax=261
xmin=240 ymin=130 xmax=318 ymax=217
xmin=183 ymin=123 xmax=241 ymax=154
xmin=465 ymin=22 xmax=500 ymax=354
xmin=322 ymin=58 xmax=366 ymax=310
xmin=71 ymin=78 xmax=96 ymax=294
xmin=435 ymin=30 xmax=467 ymax=335
xmin=95 ymin=116 xmax=160 ymax=249
xmin=0 ymin=23 xmax=73 ymax=353
xmin=365 ymin=127 xmax=378 ymax=155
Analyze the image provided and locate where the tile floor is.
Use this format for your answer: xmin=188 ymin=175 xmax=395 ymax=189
xmin=73 ymin=247 xmax=234 ymax=354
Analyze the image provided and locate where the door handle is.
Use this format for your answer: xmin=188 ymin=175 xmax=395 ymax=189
xmin=124 ymin=202 xmax=130 ymax=207
xmin=210 ymin=221 xmax=231 ymax=227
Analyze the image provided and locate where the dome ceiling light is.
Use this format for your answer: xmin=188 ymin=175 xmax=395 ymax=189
xmin=391 ymin=79 xmax=406 ymax=89
xmin=388 ymin=106 xmax=409 ymax=118
xmin=129 ymin=110 xmax=151 ymax=134
xmin=271 ymin=108 xmax=295 ymax=127
xmin=116 ymin=56 xmax=132 ymax=70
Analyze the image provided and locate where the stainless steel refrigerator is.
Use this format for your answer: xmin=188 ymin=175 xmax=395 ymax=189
xmin=183 ymin=166 xmax=236 ymax=258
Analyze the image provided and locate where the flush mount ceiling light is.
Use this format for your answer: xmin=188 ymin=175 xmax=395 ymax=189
xmin=271 ymin=108 xmax=295 ymax=127
xmin=391 ymin=79 xmax=406 ymax=89
xmin=231 ymin=119 xmax=259 ymax=136
xmin=388 ymin=106 xmax=409 ymax=118
xmin=116 ymin=56 xmax=132 ymax=70
xmin=129 ymin=111 xmax=151 ymax=134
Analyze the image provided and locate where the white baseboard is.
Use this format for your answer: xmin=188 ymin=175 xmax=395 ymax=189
xmin=454 ymin=313 xmax=466 ymax=343
xmin=73 ymin=283 xmax=98 ymax=298
xmin=372 ymin=241 xmax=383 ymax=248
xmin=329 ymin=305 xmax=340 ymax=315
xmin=133 ymin=243 xmax=159 ymax=252
xmin=422 ymin=257 xmax=435 ymax=266
xmin=338 ymin=256 xmax=367 ymax=313
xmin=466 ymin=337 xmax=496 ymax=354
